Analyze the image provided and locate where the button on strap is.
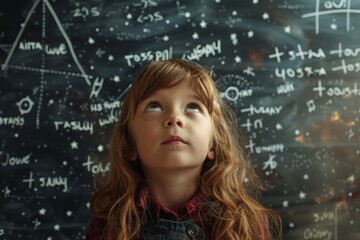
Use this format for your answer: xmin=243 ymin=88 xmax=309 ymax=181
xmin=186 ymin=223 xmax=203 ymax=239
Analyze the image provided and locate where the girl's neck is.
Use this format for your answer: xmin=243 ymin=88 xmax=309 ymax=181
xmin=144 ymin=168 xmax=200 ymax=211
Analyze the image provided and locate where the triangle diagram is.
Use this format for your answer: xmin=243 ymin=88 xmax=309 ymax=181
xmin=1 ymin=0 xmax=91 ymax=86
xmin=0 ymin=0 xmax=94 ymax=129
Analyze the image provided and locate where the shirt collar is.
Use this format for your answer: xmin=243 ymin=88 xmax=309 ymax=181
xmin=136 ymin=189 xmax=204 ymax=221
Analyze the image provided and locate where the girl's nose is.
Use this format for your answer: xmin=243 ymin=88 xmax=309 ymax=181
xmin=164 ymin=112 xmax=184 ymax=128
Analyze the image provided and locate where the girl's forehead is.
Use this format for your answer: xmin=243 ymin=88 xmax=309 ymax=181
xmin=132 ymin=74 xmax=214 ymax=109
xmin=142 ymin=82 xmax=202 ymax=101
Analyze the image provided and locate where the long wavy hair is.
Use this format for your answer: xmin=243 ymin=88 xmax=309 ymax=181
xmin=90 ymin=59 xmax=281 ymax=239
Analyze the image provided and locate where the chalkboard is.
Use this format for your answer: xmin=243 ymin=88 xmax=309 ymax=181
xmin=1 ymin=0 xmax=360 ymax=239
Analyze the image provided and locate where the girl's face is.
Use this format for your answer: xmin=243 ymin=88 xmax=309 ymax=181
xmin=130 ymin=80 xmax=214 ymax=175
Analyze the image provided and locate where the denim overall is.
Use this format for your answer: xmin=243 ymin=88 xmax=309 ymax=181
xmin=141 ymin=213 xmax=205 ymax=240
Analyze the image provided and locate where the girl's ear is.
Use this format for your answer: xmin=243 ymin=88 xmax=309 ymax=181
xmin=207 ymin=146 xmax=215 ymax=160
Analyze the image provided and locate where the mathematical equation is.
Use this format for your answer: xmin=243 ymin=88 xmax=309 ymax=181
xmin=302 ymin=0 xmax=360 ymax=34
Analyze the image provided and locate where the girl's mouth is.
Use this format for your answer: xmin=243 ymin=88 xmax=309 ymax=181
xmin=162 ymin=135 xmax=187 ymax=144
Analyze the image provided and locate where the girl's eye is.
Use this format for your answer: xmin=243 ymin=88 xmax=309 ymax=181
xmin=145 ymin=102 xmax=162 ymax=112
xmin=185 ymin=103 xmax=202 ymax=113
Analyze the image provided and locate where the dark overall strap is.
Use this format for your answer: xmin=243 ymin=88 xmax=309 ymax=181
xmin=141 ymin=218 xmax=204 ymax=240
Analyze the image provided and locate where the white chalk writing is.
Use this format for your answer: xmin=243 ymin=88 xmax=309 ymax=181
xmin=313 ymin=80 xmax=359 ymax=97
xmin=22 ymin=171 xmax=68 ymax=192
xmin=19 ymin=41 xmax=67 ymax=55
xmin=124 ymin=47 xmax=173 ymax=66
xmin=246 ymin=139 xmax=285 ymax=154
xmin=39 ymin=176 xmax=68 ymax=192
xmin=277 ymin=82 xmax=295 ymax=94
xmin=99 ymin=111 xmax=118 ymax=127
xmin=0 ymin=116 xmax=25 ymax=126
xmin=183 ymin=40 xmax=221 ymax=61
xmin=304 ymin=228 xmax=332 ymax=240
xmin=90 ymin=101 xmax=121 ymax=112
xmin=53 ymin=121 xmax=94 ymax=134
xmin=332 ymin=59 xmax=360 ymax=74
xmin=82 ymin=155 xmax=109 ymax=174
xmin=269 ymin=44 xmax=326 ymax=63
xmin=275 ymin=67 xmax=326 ymax=80
xmin=241 ymin=104 xmax=282 ymax=116
xmin=221 ymin=86 xmax=253 ymax=101
xmin=1 ymin=153 xmax=31 ymax=167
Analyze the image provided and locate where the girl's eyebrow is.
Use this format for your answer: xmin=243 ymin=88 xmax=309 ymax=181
xmin=184 ymin=92 xmax=199 ymax=99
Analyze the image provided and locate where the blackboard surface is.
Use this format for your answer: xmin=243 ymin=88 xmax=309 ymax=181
xmin=1 ymin=0 xmax=360 ymax=239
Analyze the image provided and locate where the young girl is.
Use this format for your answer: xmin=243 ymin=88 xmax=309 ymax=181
xmin=86 ymin=59 xmax=281 ymax=240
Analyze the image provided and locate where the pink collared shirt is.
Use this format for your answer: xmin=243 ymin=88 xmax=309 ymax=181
xmin=86 ymin=191 xmax=209 ymax=240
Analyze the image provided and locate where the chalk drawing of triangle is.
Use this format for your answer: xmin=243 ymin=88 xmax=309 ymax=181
xmin=1 ymin=0 xmax=91 ymax=86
